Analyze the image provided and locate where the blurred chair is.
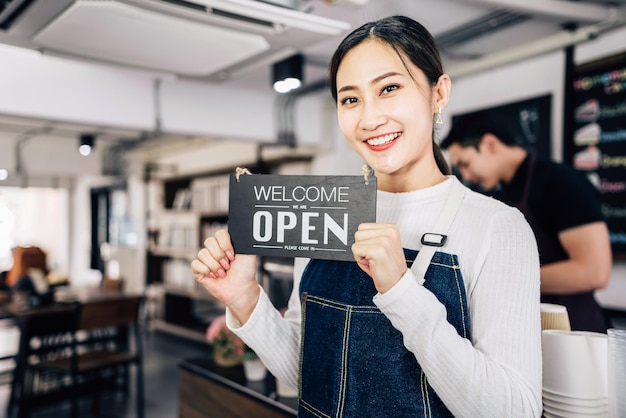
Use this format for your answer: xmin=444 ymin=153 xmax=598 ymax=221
xmin=6 ymin=247 xmax=48 ymax=288
xmin=7 ymin=303 xmax=81 ymax=418
xmin=0 ymin=316 xmax=19 ymax=388
xmin=1 ymin=270 xmax=11 ymax=293
xmin=42 ymin=296 xmax=145 ymax=418
xmin=0 ymin=272 xmax=17 ymax=388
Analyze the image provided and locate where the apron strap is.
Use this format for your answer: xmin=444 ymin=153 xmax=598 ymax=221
xmin=410 ymin=178 xmax=466 ymax=285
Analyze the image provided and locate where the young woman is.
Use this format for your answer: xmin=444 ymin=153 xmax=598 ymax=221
xmin=192 ymin=15 xmax=542 ymax=417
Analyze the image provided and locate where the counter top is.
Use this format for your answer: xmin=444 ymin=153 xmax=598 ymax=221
xmin=178 ymin=357 xmax=297 ymax=417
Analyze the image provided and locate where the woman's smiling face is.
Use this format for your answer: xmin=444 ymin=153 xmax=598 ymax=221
xmin=335 ymin=39 xmax=440 ymax=191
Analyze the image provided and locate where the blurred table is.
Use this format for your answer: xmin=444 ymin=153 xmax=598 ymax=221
xmin=0 ymin=285 xmax=141 ymax=318
xmin=0 ymin=286 xmax=143 ymax=367
xmin=1 ymin=286 xmax=144 ymax=417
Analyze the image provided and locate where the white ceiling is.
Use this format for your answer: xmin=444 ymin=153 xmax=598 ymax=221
xmin=0 ymin=0 xmax=625 ymax=149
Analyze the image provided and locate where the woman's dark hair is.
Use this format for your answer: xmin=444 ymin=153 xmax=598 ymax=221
xmin=328 ymin=15 xmax=450 ymax=175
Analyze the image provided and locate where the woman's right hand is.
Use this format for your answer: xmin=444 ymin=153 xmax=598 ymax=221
xmin=191 ymin=229 xmax=260 ymax=324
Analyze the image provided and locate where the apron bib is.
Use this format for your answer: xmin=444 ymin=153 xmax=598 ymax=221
xmin=298 ymin=180 xmax=472 ymax=417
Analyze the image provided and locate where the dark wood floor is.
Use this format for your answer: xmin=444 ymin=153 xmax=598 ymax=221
xmin=0 ymin=328 xmax=209 ymax=418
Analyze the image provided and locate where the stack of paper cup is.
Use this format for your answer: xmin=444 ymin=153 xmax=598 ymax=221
xmin=608 ymin=328 xmax=626 ymax=418
xmin=540 ymin=303 xmax=571 ymax=331
xmin=542 ymin=330 xmax=608 ymax=417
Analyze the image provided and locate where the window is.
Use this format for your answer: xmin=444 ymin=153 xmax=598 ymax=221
xmin=0 ymin=187 xmax=69 ymax=275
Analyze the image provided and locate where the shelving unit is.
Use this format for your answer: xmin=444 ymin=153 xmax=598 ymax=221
xmin=146 ymin=155 xmax=311 ymax=341
xmin=146 ymin=171 xmax=231 ymax=341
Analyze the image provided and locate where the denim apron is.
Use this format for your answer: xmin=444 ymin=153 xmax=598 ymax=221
xmin=298 ymin=180 xmax=472 ymax=417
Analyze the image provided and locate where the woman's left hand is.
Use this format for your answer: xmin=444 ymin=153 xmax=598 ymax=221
xmin=352 ymin=223 xmax=407 ymax=294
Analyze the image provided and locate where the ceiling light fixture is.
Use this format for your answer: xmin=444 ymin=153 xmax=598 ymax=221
xmin=79 ymin=134 xmax=95 ymax=156
xmin=272 ymin=54 xmax=303 ymax=94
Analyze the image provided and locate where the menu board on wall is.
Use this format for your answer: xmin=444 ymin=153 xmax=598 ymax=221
xmin=571 ymin=52 xmax=626 ymax=256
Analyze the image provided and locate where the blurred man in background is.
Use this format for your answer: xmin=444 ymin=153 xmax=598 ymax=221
xmin=441 ymin=112 xmax=612 ymax=332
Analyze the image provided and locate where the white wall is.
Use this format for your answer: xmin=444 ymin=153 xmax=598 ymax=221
xmin=0 ymin=44 xmax=155 ymax=130
xmin=0 ymin=187 xmax=69 ymax=275
xmin=0 ymin=135 xmax=104 ymax=185
xmin=444 ymin=52 xmax=565 ymax=160
xmin=575 ymin=25 xmax=626 ymax=65
xmin=0 ymin=42 xmax=307 ymax=144
xmin=159 ymin=79 xmax=275 ymax=141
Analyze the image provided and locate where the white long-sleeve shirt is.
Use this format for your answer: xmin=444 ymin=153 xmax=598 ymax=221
xmin=227 ymin=176 xmax=542 ymax=417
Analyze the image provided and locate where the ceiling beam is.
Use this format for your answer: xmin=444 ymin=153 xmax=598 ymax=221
xmin=446 ymin=6 xmax=626 ymax=78
xmin=458 ymin=0 xmax=615 ymax=23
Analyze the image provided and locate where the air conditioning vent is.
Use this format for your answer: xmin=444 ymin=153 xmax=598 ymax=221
xmin=0 ymin=0 xmax=349 ymax=79
xmin=159 ymin=0 xmax=204 ymax=12
xmin=210 ymin=7 xmax=276 ymax=30
xmin=0 ymin=0 xmax=35 ymax=30
xmin=256 ymin=0 xmax=300 ymax=9
xmin=157 ymin=0 xmax=281 ymax=29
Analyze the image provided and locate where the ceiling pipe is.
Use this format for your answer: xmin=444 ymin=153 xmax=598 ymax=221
xmin=15 ymin=137 xmax=27 ymax=177
xmin=253 ymin=77 xmax=328 ymax=171
xmin=15 ymin=135 xmax=33 ymax=187
xmin=446 ymin=5 xmax=626 ymax=79
xmin=458 ymin=0 xmax=615 ymax=23
xmin=273 ymin=78 xmax=328 ymax=147
xmin=14 ymin=125 xmax=55 ymax=186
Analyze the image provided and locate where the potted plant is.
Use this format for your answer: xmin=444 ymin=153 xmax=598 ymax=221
xmin=205 ymin=315 xmax=244 ymax=367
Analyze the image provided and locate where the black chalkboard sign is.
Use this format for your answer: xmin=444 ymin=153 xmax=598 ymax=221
xmin=571 ymin=52 xmax=626 ymax=256
xmin=228 ymin=173 xmax=377 ymax=261
xmin=451 ymin=94 xmax=552 ymax=159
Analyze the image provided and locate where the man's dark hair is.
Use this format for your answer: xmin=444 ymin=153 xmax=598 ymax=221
xmin=440 ymin=111 xmax=517 ymax=150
